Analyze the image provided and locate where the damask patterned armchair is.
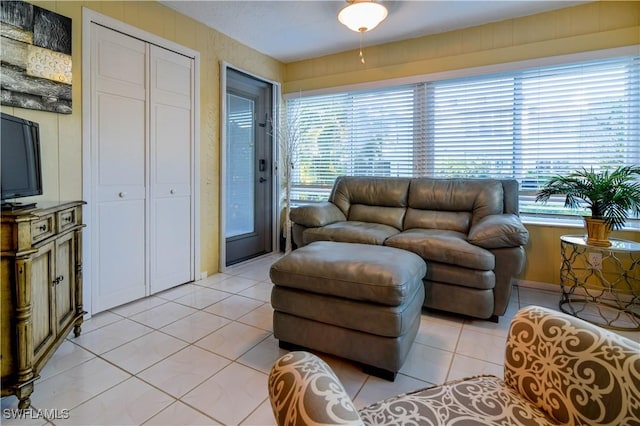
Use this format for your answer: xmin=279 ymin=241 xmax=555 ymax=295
xmin=268 ymin=306 xmax=640 ymax=425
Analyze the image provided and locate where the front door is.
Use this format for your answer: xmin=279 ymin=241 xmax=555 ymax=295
xmin=225 ymin=69 xmax=273 ymax=266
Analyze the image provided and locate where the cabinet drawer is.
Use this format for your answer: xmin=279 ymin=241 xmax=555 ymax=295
xmin=31 ymin=215 xmax=55 ymax=243
xmin=57 ymin=207 xmax=79 ymax=233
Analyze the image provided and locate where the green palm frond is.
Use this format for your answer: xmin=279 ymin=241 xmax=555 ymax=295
xmin=536 ymin=166 xmax=640 ymax=230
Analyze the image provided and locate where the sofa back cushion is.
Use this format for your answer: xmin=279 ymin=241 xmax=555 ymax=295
xmin=404 ymin=209 xmax=471 ymax=233
xmin=404 ymin=178 xmax=504 ymax=231
xmin=330 ymin=176 xmax=411 ymax=230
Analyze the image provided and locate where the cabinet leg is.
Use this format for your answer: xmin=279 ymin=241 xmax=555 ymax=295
xmin=17 ymin=397 xmax=31 ymax=410
xmin=15 ymin=383 xmax=33 ymax=409
xmin=73 ymin=313 xmax=84 ymax=337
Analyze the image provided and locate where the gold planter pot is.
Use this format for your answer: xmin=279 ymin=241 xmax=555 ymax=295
xmin=584 ymin=217 xmax=612 ymax=247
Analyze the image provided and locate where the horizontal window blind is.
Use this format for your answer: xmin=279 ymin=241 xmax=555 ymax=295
xmin=426 ymin=77 xmax=516 ymax=178
xmin=518 ymin=58 xmax=640 ymax=203
xmin=288 ymin=54 xmax=640 ymax=219
xmin=288 ymin=86 xmax=420 ymax=202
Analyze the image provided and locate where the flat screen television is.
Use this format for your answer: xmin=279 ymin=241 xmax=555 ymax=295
xmin=1 ymin=113 xmax=43 ymax=210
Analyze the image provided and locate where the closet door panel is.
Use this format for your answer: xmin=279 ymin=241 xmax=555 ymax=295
xmin=151 ymin=197 xmax=192 ymax=291
xmin=92 ymin=25 xmax=147 ymax=312
xmin=149 ymin=45 xmax=193 ymax=294
xmin=96 ymin=200 xmax=146 ymax=311
xmin=150 ymin=105 xmax=191 ymax=291
xmin=94 ymin=26 xmax=146 ymax=93
xmin=153 ymin=105 xmax=191 ymax=191
xmin=96 ymin=93 xmax=146 ymax=197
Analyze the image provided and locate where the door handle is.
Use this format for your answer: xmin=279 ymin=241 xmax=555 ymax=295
xmin=259 ymin=159 xmax=266 ymax=171
xmin=259 ymin=177 xmax=267 ymax=183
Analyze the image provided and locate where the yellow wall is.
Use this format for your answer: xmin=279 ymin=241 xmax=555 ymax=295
xmin=282 ymin=0 xmax=640 ymax=287
xmin=3 ymin=1 xmax=639 ymax=286
xmin=284 ymin=1 xmax=640 ymax=93
xmin=1 ymin=1 xmax=285 ymax=276
xmin=524 ymin=225 xmax=639 ymax=288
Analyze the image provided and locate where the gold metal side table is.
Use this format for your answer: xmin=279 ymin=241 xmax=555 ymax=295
xmin=559 ymin=235 xmax=640 ymax=331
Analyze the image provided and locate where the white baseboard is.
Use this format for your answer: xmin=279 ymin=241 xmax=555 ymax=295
xmin=515 ymin=279 xmax=562 ymax=294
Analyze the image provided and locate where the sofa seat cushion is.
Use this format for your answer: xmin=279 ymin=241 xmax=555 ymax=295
xmin=358 ymin=375 xmax=558 ymax=425
xmin=385 ymin=229 xmax=495 ymax=270
xmin=269 ymin=241 xmax=426 ymax=306
xmin=428 ymin=262 xmax=495 ymax=289
xmin=303 ymin=221 xmax=400 ymax=246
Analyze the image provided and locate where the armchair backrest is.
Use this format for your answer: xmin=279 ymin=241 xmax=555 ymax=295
xmin=268 ymin=351 xmax=364 ymax=426
xmin=504 ymin=305 xmax=640 ymax=425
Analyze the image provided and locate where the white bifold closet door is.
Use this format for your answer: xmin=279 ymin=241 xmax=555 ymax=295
xmin=91 ymin=24 xmax=194 ymax=313
xmin=148 ymin=45 xmax=193 ymax=294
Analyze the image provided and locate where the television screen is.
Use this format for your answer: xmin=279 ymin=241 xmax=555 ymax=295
xmin=1 ymin=113 xmax=43 ymax=206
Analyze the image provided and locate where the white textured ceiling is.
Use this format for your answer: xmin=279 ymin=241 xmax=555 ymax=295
xmin=160 ymin=0 xmax=591 ymax=63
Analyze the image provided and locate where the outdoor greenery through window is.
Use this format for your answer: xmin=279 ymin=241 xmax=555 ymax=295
xmin=286 ymin=54 xmax=639 ymax=221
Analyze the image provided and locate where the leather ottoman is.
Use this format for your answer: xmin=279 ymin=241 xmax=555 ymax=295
xmin=269 ymin=241 xmax=426 ymax=380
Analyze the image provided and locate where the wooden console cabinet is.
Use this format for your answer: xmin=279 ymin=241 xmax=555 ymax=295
xmin=1 ymin=201 xmax=85 ymax=409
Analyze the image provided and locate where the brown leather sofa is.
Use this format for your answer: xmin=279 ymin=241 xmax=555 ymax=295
xmin=290 ymin=176 xmax=529 ymax=321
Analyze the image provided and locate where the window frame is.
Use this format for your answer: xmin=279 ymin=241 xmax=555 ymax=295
xmin=283 ymin=46 xmax=640 ymax=229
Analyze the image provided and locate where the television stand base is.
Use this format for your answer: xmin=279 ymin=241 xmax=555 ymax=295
xmin=1 ymin=202 xmax=37 ymax=211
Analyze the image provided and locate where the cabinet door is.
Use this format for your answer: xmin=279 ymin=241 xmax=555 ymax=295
xmin=30 ymin=241 xmax=56 ymax=362
xmin=54 ymin=232 xmax=76 ymax=332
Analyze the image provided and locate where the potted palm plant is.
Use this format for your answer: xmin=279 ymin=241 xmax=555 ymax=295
xmin=536 ymin=166 xmax=640 ymax=246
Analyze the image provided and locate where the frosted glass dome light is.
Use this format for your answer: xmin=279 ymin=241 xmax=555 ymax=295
xmin=338 ymin=0 xmax=388 ymax=33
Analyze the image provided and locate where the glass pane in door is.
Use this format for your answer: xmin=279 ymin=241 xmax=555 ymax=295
xmin=226 ymin=94 xmax=255 ymax=238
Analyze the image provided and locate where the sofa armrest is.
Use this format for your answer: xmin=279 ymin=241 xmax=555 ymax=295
xmin=290 ymin=202 xmax=347 ymax=227
xmin=505 ymin=306 xmax=640 ymax=425
xmin=268 ymin=351 xmax=364 ymax=426
xmin=467 ymin=214 xmax=529 ymax=249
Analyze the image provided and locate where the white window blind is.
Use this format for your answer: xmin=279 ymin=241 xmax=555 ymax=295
xmin=288 ymin=86 xmax=421 ymax=202
xmin=288 ymin=55 xmax=640 ymax=218
xmin=426 ymin=77 xmax=516 ymax=178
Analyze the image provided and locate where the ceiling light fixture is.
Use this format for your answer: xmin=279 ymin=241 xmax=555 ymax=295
xmin=338 ymin=0 xmax=388 ymax=33
xmin=338 ymin=0 xmax=388 ymax=64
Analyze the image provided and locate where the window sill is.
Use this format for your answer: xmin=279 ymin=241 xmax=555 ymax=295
xmin=521 ymin=215 xmax=640 ymax=232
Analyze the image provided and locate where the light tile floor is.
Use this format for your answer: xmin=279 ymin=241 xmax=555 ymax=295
xmin=2 ymin=253 xmax=638 ymax=425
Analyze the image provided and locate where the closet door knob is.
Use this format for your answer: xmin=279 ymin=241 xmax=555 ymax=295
xmin=170 ymin=189 xmax=175 ymax=194
xmin=118 ymin=192 xmax=127 ymax=198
